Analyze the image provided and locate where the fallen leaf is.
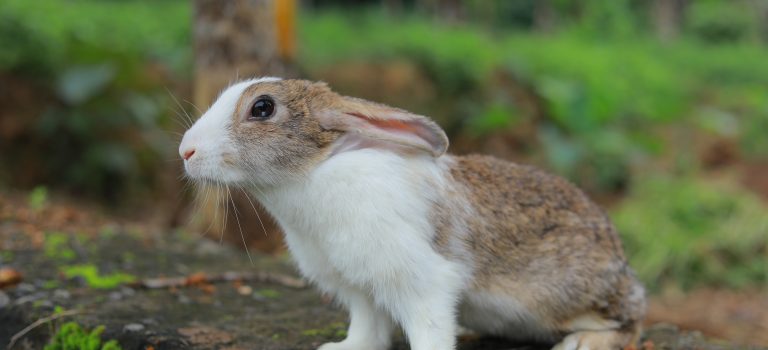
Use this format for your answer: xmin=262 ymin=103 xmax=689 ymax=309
xmin=0 ymin=267 xmax=23 ymax=288
xmin=185 ymin=272 xmax=208 ymax=286
xmin=178 ymin=326 xmax=234 ymax=346
xmin=642 ymin=340 xmax=655 ymax=350
xmin=200 ymin=284 xmax=216 ymax=295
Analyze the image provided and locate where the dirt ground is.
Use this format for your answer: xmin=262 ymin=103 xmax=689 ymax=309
xmin=0 ymin=191 xmax=765 ymax=349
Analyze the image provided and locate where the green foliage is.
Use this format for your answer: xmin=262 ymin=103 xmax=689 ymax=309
xmin=61 ymin=264 xmax=136 ymax=289
xmin=468 ymin=103 xmax=519 ymax=136
xmin=1 ymin=0 xmax=190 ymax=69
xmin=614 ymin=176 xmax=768 ymax=291
xmin=0 ymin=12 xmax=54 ymax=76
xmin=686 ymin=1 xmax=758 ymax=44
xmin=300 ymin=11 xmax=497 ymax=103
xmin=575 ymin=0 xmax=638 ymax=39
xmin=0 ymin=0 xmax=190 ymax=201
xmin=44 ymin=322 xmax=123 ymax=350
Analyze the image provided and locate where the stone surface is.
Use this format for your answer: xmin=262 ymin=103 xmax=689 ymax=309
xmin=0 ymin=232 xmax=757 ymax=350
xmin=0 ymin=291 xmax=8 ymax=308
xmin=124 ymin=323 xmax=145 ymax=333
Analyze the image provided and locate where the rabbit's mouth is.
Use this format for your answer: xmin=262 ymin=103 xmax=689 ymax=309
xmin=183 ymin=152 xmax=248 ymax=186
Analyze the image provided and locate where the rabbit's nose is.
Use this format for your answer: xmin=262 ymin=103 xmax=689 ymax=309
xmin=182 ymin=148 xmax=196 ymax=160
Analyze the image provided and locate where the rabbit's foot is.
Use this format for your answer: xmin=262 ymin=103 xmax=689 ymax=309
xmin=552 ymin=329 xmax=636 ymax=350
xmin=318 ymin=340 xmax=387 ymax=350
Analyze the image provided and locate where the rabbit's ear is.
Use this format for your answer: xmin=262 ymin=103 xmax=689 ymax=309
xmin=316 ymin=95 xmax=449 ymax=157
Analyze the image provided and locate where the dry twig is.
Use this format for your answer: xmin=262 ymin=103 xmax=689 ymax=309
xmin=7 ymin=309 xmax=83 ymax=349
xmin=130 ymin=271 xmax=306 ymax=289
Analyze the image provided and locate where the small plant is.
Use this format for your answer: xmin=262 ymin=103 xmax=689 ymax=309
xmin=44 ymin=322 xmax=122 ymax=350
xmin=61 ymin=264 xmax=136 ymax=289
xmin=28 ymin=186 xmax=49 ymax=211
xmin=44 ymin=232 xmax=76 ymax=261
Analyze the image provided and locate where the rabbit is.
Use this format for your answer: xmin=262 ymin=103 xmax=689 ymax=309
xmin=179 ymin=77 xmax=646 ymax=350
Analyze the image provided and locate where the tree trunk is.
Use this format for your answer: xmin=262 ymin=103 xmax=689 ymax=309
xmin=383 ymin=0 xmax=403 ymax=15
xmin=439 ymin=0 xmax=465 ymax=23
xmin=756 ymin=0 xmax=768 ymax=43
xmin=652 ymin=0 xmax=686 ymax=43
xmin=534 ymin=0 xmax=556 ymax=33
xmin=192 ymin=0 xmax=296 ymax=254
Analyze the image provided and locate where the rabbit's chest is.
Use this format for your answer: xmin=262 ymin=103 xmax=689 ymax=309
xmin=258 ymin=149 xmax=449 ymax=288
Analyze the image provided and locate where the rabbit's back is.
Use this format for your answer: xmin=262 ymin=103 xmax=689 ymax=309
xmin=439 ymin=154 xmax=644 ymax=339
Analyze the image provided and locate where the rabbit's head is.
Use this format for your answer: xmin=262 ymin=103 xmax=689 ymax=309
xmin=179 ymin=78 xmax=448 ymax=187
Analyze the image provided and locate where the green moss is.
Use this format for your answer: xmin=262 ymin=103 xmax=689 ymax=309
xmin=33 ymin=300 xmax=47 ymax=309
xmin=42 ymin=280 xmax=60 ymax=290
xmin=0 ymin=250 xmax=13 ymax=263
xmin=44 ymin=322 xmax=123 ymax=350
xmin=301 ymin=322 xmax=347 ymax=338
xmin=61 ymin=264 xmax=135 ymax=289
xmin=120 ymin=252 xmax=135 ymax=264
xmin=255 ymin=289 xmax=281 ymax=299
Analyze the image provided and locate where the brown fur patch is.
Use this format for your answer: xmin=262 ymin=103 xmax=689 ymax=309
xmin=438 ymin=155 xmax=644 ymax=337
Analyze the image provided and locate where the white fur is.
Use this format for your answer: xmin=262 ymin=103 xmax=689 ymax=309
xmin=254 ymin=149 xmax=470 ymax=350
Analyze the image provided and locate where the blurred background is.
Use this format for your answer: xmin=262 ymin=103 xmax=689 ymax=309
xmin=0 ymin=0 xmax=766 ymax=346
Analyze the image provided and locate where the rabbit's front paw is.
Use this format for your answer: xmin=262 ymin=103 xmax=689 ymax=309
xmin=318 ymin=340 xmax=386 ymax=350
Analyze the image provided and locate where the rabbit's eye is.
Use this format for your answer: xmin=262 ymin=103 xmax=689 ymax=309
xmin=249 ymin=96 xmax=275 ymax=121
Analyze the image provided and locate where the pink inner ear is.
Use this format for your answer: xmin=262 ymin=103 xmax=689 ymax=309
xmin=345 ymin=112 xmax=421 ymax=134
xmin=339 ymin=111 xmax=447 ymax=157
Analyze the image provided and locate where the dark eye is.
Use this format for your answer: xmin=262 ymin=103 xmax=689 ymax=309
xmin=249 ymin=96 xmax=275 ymax=121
